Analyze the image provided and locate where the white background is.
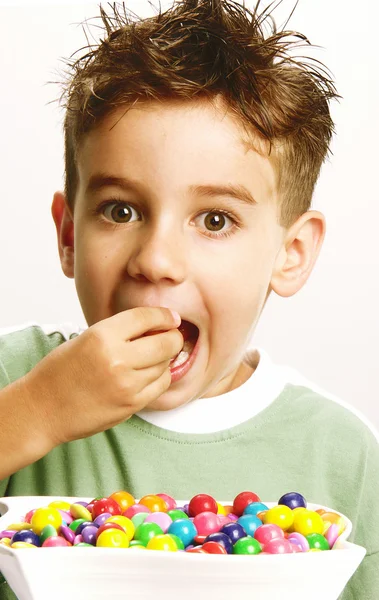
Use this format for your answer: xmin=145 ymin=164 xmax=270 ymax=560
xmin=0 ymin=1 xmax=378 ymax=427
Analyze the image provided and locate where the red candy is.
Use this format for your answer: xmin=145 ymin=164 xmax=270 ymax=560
xmin=202 ymin=541 xmax=227 ymax=554
xmin=188 ymin=494 xmax=218 ymax=517
xmin=233 ymin=491 xmax=261 ymax=516
xmin=91 ymin=498 xmax=121 ymax=518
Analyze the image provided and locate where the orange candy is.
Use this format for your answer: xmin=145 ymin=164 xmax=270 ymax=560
xmin=139 ymin=494 xmax=168 ymax=513
xmin=109 ymin=491 xmax=135 ymax=512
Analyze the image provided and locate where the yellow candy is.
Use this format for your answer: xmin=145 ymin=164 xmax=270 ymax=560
xmin=293 ymin=510 xmax=324 ymax=536
xmin=31 ymin=507 xmax=62 ymax=536
xmin=70 ymin=503 xmax=92 ymax=522
xmin=0 ymin=538 xmax=11 ymax=547
xmin=321 ymin=512 xmax=346 ymax=535
xmin=146 ymin=534 xmax=178 ymax=552
xmin=217 ymin=503 xmax=226 ymax=516
xmin=7 ymin=522 xmax=33 ymax=531
xmin=48 ymin=501 xmax=71 ymax=511
xmin=11 ymin=542 xmax=38 ymax=549
xmin=105 ymin=516 xmax=135 ymax=541
xmin=96 ymin=529 xmax=129 ymax=548
xmin=265 ymin=505 xmax=294 ymax=531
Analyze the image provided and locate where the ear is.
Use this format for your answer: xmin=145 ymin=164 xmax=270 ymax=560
xmin=271 ymin=210 xmax=326 ymax=297
xmin=51 ymin=191 xmax=75 ymax=279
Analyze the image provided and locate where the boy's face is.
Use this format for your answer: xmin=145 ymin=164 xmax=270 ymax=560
xmin=61 ymin=99 xmax=287 ymax=409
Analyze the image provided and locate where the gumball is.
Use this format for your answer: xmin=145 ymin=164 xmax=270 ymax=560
xmin=325 ymin=523 xmax=340 ymax=548
xmin=320 ymin=512 xmax=346 ymax=535
xmin=60 ymin=525 xmax=76 ymax=544
xmin=31 ymin=508 xmax=62 ymax=536
xmin=69 ymin=519 xmax=87 ymax=533
xmin=96 ymin=522 xmax=125 ymax=539
xmin=42 ymin=536 xmax=71 ymax=547
xmin=203 ymin=541 xmax=227 ymax=554
xmin=186 ymin=546 xmax=207 ymax=553
xmin=11 ymin=530 xmax=40 ymax=547
xmin=124 ymin=504 xmax=152 ymax=519
xmin=131 ymin=513 xmax=149 ymax=529
xmin=237 ymin=515 xmax=262 ymax=537
xmin=70 ymin=503 xmax=92 ymax=522
xmin=221 ymin=522 xmax=246 ymax=544
xmin=223 ymin=505 xmax=234 ymax=515
xmin=109 ymin=491 xmax=135 ymax=512
xmin=156 ymin=494 xmax=176 ymax=511
xmin=167 ymin=509 xmax=188 ymax=521
xmin=233 ymin=491 xmax=260 ymax=516
xmin=144 ymin=512 xmax=172 ymax=533
xmin=188 ymin=494 xmax=218 ymax=517
xmin=74 ymin=534 xmax=83 ymax=545
xmin=265 ymin=538 xmax=293 ymax=554
xmin=139 ymin=495 xmax=168 ymax=513
xmin=105 ymin=516 xmax=135 ymax=541
xmin=264 ymin=506 xmax=294 ymax=531
xmin=254 ymin=524 xmax=284 ymax=545
xmin=40 ymin=525 xmax=57 ymax=544
xmin=93 ymin=513 xmax=112 ymax=527
xmin=129 ymin=540 xmax=147 ymax=548
xmin=216 ymin=503 xmax=227 ymax=516
xmin=203 ymin=532 xmax=233 ymax=554
xmin=233 ymin=537 xmax=261 ymax=555
xmin=7 ymin=522 xmax=33 ymax=532
xmin=76 ymin=521 xmax=98 ymax=535
xmin=293 ymin=510 xmax=324 ymax=536
xmin=169 ymin=534 xmax=185 ymax=550
xmin=243 ymin=502 xmax=269 ymax=517
xmin=134 ymin=522 xmax=164 ymax=546
xmin=146 ymin=534 xmax=178 ymax=552
xmin=306 ymin=533 xmax=330 ymax=551
xmin=11 ymin=542 xmax=38 ymax=549
xmin=290 ymin=543 xmax=302 ymax=553
xmin=278 ymin=492 xmax=307 ymax=510
xmin=96 ymin=529 xmax=129 ymax=548
xmin=168 ymin=519 xmax=197 ymax=547
xmin=287 ymin=532 xmax=309 ymax=553
xmin=82 ymin=526 xmax=99 ymax=545
xmin=24 ymin=509 xmax=37 ymax=523
xmin=48 ymin=500 xmax=71 ymax=512
xmin=217 ymin=516 xmax=231 ymax=527
xmin=74 ymin=543 xmax=94 ymax=547
xmin=193 ymin=511 xmax=220 ymax=536
xmin=91 ymin=498 xmax=121 ymax=518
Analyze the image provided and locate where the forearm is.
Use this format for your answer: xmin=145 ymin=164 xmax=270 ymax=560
xmin=0 ymin=376 xmax=56 ymax=481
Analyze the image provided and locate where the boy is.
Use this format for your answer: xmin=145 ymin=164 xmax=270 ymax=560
xmin=0 ymin=1 xmax=378 ymax=598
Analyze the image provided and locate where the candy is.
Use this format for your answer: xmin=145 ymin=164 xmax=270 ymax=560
xmin=1 ymin=490 xmax=347 ymax=557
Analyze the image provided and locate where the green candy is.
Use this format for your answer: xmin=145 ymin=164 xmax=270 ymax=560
xmin=40 ymin=524 xmax=57 ymax=544
xmin=131 ymin=513 xmax=149 ymax=528
xmin=167 ymin=510 xmax=188 ymax=521
xmin=168 ymin=534 xmax=185 ymax=550
xmin=233 ymin=536 xmax=262 ymax=555
xmin=129 ymin=540 xmax=145 ymax=548
xmin=74 ymin=542 xmax=94 ymax=547
xmin=134 ymin=522 xmax=163 ymax=546
xmin=306 ymin=533 xmax=330 ymax=551
xmin=69 ymin=518 xmax=87 ymax=532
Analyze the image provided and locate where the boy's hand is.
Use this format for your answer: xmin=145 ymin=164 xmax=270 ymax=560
xmin=24 ymin=307 xmax=183 ymax=446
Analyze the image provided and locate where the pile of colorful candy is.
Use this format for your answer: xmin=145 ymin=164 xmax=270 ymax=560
xmin=0 ymin=491 xmax=346 ymax=555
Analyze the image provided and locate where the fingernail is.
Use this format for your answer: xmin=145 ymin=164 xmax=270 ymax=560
xmin=170 ymin=310 xmax=181 ymax=325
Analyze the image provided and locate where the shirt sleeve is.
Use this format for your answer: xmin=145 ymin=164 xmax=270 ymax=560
xmin=0 ymin=356 xmax=11 ymax=497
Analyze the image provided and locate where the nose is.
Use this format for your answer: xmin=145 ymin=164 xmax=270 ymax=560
xmin=126 ymin=222 xmax=188 ymax=284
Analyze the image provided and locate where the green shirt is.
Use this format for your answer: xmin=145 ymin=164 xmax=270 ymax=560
xmin=0 ymin=324 xmax=378 ymax=599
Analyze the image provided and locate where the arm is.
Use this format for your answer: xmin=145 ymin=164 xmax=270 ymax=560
xmin=0 ymin=375 xmax=56 ymax=480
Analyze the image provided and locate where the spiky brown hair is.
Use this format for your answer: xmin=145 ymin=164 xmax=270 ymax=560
xmin=59 ymin=0 xmax=339 ymax=227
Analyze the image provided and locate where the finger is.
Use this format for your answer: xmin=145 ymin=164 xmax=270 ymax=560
xmin=133 ymin=366 xmax=172 ymax=408
xmin=99 ymin=306 xmax=181 ymax=341
xmin=128 ymin=328 xmax=184 ymax=370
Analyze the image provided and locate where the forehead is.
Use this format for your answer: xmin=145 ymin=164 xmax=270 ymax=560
xmin=76 ymin=99 xmax=278 ymax=206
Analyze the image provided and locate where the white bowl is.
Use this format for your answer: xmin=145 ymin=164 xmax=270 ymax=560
xmin=0 ymin=496 xmax=366 ymax=600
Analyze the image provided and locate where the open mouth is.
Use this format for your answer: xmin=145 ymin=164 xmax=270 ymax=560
xmin=170 ymin=319 xmax=200 ymax=369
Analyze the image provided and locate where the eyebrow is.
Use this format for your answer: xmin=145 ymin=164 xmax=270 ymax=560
xmin=86 ymin=174 xmax=257 ymax=207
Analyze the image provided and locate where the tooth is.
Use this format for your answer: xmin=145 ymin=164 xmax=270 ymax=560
xmin=170 ymin=350 xmax=189 ymax=368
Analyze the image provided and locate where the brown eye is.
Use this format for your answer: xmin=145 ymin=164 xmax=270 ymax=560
xmin=204 ymin=212 xmax=226 ymax=232
xmin=103 ymin=203 xmax=137 ymax=224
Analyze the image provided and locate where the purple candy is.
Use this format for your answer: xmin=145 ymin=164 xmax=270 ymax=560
xmin=76 ymin=521 xmax=98 ymax=535
xmin=60 ymin=525 xmax=76 ymax=545
xmin=74 ymin=501 xmax=89 ymax=508
xmin=0 ymin=530 xmax=16 ymax=540
xmin=182 ymin=504 xmax=190 ymax=516
xmin=288 ymin=533 xmax=309 ymax=553
xmin=82 ymin=526 xmax=98 ymax=546
xmin=93 ymin=512 xmax=112 ymax=527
